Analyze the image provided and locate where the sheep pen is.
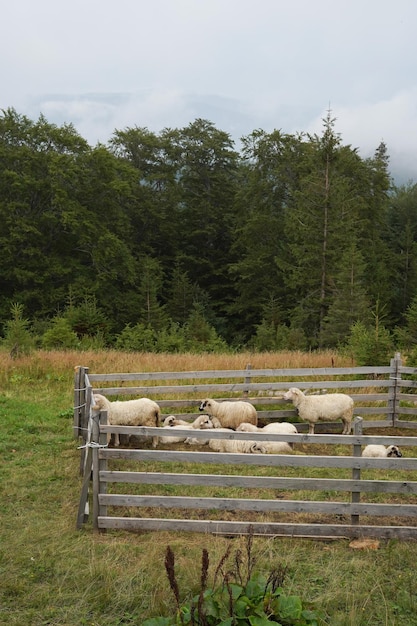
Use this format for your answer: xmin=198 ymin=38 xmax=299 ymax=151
xmin=75 ymin=356 xmax=417 ymax=539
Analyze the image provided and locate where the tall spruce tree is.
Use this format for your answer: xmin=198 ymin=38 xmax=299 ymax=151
xmin=278 ymin=110 xmax=368 ymax=347
xmin=229 ymin=129 xmax=304 ymax=341
xmin=320 ymin=241 xmax=371 ymax=347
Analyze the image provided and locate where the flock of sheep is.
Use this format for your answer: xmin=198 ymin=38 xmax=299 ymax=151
xmin=91 ymin=388 xmax=403 ymax=458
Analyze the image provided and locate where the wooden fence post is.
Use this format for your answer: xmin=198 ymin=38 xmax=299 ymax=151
xmin=387 ymin=352 xmax=401 ymax=426
xmin=98 ymin=410 xmax=108 ymax=532
xmin=390 ymin=352 xmax=402 ymax=427
xmin=243 ymin=363 xmax=252 ymax=398
xmin=92 ymin=411 xmax=100 ymax=531
xmin=73 ymin=365 xmax=89 ymax=439
xmin=351 ymin=416 xmax=363 ymax=527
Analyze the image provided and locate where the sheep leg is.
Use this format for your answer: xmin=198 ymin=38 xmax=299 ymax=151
xmin=342 ymin=421 xmax=351 ymax=435
xmin=308 ymin=423 xmax=315 ymax=434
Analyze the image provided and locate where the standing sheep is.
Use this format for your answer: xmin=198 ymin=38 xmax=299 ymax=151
xmin=283 ymin=387 xmax=354 ymax=435
xmin=199 ymin=398 xmax=257 ymax=429
xmin=362 ymin=444 xmax=402 ymax=458
xmin=91 ymin=394 xmax=161 ymax=448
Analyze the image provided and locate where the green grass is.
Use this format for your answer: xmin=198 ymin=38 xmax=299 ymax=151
xmin=2 ymin=351 xmax=417 ymax=625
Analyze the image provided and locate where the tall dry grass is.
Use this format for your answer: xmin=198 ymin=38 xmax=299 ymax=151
xmin=0 ymin=347 xmax=352 ymax=384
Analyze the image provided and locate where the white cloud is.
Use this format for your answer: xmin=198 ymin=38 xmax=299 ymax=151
xmin=2 ymin=0 xmax=417 ymax=182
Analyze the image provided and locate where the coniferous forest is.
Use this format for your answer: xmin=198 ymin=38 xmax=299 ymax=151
xmin=2 ymin=106 xmax=417 ymax=360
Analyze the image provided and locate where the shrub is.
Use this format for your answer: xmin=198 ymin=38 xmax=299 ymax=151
xmin=42 ymin=317 xmax=79 ymax=350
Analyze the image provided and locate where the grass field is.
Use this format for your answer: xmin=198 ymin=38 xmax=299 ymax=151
xmin=1 ymin=349 xmax=417 ymax=625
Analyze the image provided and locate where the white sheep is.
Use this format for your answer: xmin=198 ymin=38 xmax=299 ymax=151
xmin=91 ymin=393 xmax=161 ymax=447
xmin=255 ymin=440 xmax=293 ymax=454
xmin=283 ymin=387 xmax=354 ymax=435
xmin=199 ymin=398 xmax=257 ymax=429
xmin=236 ymin=421 xmax=298 ymax=434
xmin=162 ymin=415 xmax=189 ymax=427
xmin=208 ymin=429 xmax=265 ymax=454
xmin=362 ymin=444 xmax=403 ymax=458
xmin=159 ymin=414 xmax=214 ymax=444
xmin=236 ymin=421 xmax=297 ymax=451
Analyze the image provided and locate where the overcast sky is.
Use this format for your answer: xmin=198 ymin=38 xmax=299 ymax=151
xmin=2 ymin=0 xmax=417 ymax=182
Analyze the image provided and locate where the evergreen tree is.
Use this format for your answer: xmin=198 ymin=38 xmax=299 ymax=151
xmin=3 ymin=303 xmax=34 ymax=357
xmin=279 ymin=110 xmax=370 ymax=347
xmin=320 ymin=241 xmax=371 ymax=347
xmin=229 ymin=130 xmax=303 ymax=340
xmin=387 ymin=183 xmax=417 ymax=322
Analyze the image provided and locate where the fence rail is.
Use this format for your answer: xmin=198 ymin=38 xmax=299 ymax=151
xmin=75 ymin=353 xmax=417 ymax=539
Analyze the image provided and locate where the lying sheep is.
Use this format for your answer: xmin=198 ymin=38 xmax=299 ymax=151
xmin=91 ymin=394 xmax=161 ymax=447
xmin=159 ymin=414 xmax=214 ymax=444
xmin=208 ymin=429 xmax=264 ymax=454
xmin=162 ymin=415 xmax=188 ymax=427
xmin=236 ymin=421 xmax=297 ymax=451
xmin=255 ymin=440 xmax=293 ymax=454
xmin=199 ymin=398 xmax=257 ymax=429
xmin=236 ymin=421 xmax=298 ymax=434
xmin=283 ymin=387 xmax=354 ymax=435
xmin=362 ymin=444 xmax=403 ymax=458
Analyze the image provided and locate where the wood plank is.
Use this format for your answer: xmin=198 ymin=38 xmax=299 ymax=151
xmin=88 ymin=365 xmax=392 ymax=382
xmin=99 ymin=448 xmax=417 ymax=469
xmin=92 ymin=378 xmax=394 ymax=397
xmin=98 ymin=471 xmax=417 ymax=494
xmin=97 ymin=517 xmax=417 ymax=539
xmin=98 ymin=494 xmax=417 ymax=517
xmin=99 ymin=426 xmax=417 ymax=446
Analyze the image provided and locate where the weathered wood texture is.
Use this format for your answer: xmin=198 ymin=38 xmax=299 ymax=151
xmin=75 ymin=354 xmax=417 ymax=539
xmin=90 ymin=435 xmax=417 ymax=538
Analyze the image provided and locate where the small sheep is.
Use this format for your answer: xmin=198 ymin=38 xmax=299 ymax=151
xmin=162 ymin=415 xmax=188 ymax=427
xmin=159 ymin=414 xmax=214 ymax=444
xmin=199 ymin=398 xmax=257 ymax=429
xmin=362 ymin=444 xmax=402 ymax=458
xmin=283 ymin=387 xmax=354 ymax=435
xmin=236 ymin=421 xmax=298 ymax=434
xmin=236 ymin=421 xmax=297 ymax=451
xmin=255 ymin=440 xmax=293 ymax=454
xmin=91 ymin=394 xmax=161 ymax=447
xmin=208 ymin=431 xmax=264 ymax=454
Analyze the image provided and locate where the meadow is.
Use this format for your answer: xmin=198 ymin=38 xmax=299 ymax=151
xmin=1 ymin=349 xmax=417 ymax=625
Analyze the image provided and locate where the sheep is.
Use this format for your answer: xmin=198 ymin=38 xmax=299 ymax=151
xmin=255 ymin=440 xmax=293 ymax=454
xmin=159 ymin=414 xmax=214 ymax=444
xmin=162 ymin=415 xmax=189 ymax=427
xmin=362 ymin=444 xmax=403 ymax=458
xmin=283 ymin=387 xmax=354 ymax=435
xmin=91 ymin=393 xmax=161 ymax=448
xmin=208 ymin=429 xmax=265 ymax=454
xmin=236 ymin=421 xmax=298 ymax=434
xmin=236 ymin=421 xmax=298 ymax=451
xmin=199 ymin=398 xmax=257 ymax=429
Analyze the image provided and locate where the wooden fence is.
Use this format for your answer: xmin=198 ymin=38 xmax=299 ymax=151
xmin=75 ymin=353 xmax=417 ymax=539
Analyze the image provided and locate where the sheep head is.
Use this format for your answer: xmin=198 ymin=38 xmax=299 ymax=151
xmin=283 ymin=388 xmax=303 ymax=401
xmin=387 ymin=445 xmax=402 ymax=457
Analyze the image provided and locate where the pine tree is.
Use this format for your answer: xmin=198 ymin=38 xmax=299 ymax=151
xmin=320 ymin=242 xmax=371 ymax=347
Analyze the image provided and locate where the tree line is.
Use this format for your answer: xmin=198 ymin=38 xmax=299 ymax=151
xmin=2 ymin=106 xmax=417 ymax=361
